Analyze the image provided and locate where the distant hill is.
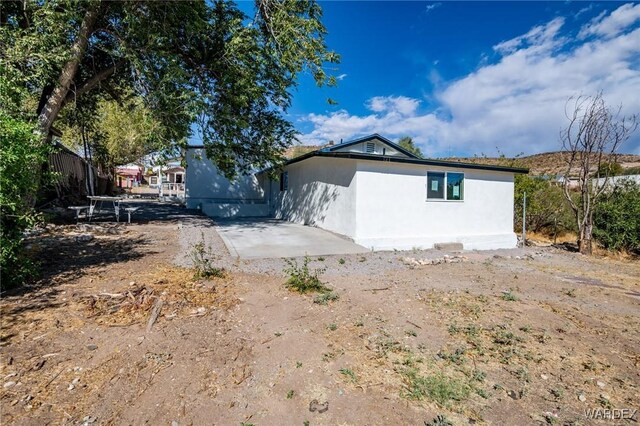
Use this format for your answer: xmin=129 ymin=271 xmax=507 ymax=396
xmin=443 ymin=152 xmax=640 ymax=176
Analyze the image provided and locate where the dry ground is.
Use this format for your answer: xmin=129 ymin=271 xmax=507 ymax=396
xmin=1 ymin=206 xmax=639 ymax=425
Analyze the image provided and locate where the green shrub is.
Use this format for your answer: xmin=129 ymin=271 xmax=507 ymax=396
xmin=0 ymin=111 xmax=49 ymax=290
xmin=189 ymin=234 xmax=225 ymax=278
xmin=514 ymin=175 xmax=575 ymax=236
xmin=400 ymin=368 xmax=470 ymax=405
xmin=313 ymin=291 xmax=339 ymax=305
xmin=593 ymin=181 xmax=640 ymax=252
xmin=284 ymin=256 xmax=328 ymax=293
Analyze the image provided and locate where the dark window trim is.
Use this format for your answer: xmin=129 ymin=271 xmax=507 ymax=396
xmin=426 ymin=171 xmax=465 ymax=202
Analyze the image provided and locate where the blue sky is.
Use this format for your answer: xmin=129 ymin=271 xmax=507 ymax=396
xmin=283 ymin=1 xmax=640 ymax=157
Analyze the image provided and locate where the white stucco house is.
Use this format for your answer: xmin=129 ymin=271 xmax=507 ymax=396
xmin=185 ymin=134 xmax=528 ymax=250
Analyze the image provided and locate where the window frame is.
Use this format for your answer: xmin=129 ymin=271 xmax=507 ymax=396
xmin=279 ymin=171 xmax=289 ymax=192
xmin=426 ymin=171 xmax=465 ymax=202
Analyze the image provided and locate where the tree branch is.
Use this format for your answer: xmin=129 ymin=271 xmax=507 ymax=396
xmin=62 ymin=58 xmax=126 ymax=108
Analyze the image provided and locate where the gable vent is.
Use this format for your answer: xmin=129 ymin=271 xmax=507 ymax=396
xmin=365 ymin=142 xmax=375 ymax=153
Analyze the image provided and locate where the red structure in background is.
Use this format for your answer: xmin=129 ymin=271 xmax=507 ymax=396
xmin=115 ymin=165 xmax=143 ymax=188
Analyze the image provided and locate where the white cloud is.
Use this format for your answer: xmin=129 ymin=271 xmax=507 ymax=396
xmin=579 ymin=3 xmax=640 ymax=39
xmin=336 ymin=73 xmax=348 ymax=81
xmin=299 ymin=4 xmax=640 ymax=156
xmin=425 ymin=2 xmax=441 ymax=13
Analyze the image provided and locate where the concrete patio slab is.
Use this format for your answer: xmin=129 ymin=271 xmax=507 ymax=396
xmin=214 ymin=219 xmax=369 ymax=259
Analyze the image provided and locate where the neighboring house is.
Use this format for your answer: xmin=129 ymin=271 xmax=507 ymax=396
xmin=148 ymin=162 xmax=185 ymax=188
xmin=115 ymin=164 xmax=143 ymax=188
xmin=185 ymin=134 xmax=528 ymax=250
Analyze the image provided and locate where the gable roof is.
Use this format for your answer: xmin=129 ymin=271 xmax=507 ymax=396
xmin=321 ymin=133 xmax=420 ymax=158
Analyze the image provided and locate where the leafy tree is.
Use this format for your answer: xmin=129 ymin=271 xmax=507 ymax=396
xmin=592 ymin=162 xmax=623 ymax=178
xmin=397 ymin=136 xmax=423 ymax=158
xmin=1 ymin=0 xmax=339 ymax=177
xmin=593 ymin=181 xmax=640 ymax=253
xmin=514 ymin=175 xmax=574 ymax=238
xmin=0 ymin=110 xmax=50 ymax=290
xmin=560 ymin=92 xmax=638 ymax=254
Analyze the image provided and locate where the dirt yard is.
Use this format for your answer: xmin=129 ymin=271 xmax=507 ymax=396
xmin=1 ymin=202 xmax=639 ymax=425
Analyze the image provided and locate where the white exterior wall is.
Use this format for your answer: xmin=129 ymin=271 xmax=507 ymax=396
xmin=185 ymin=148 xmax=267 ymax=216
xmin=272 ymin=157 xmax=358 ymax=238
xmin=353 ymin=161 xmax=517 ymax=250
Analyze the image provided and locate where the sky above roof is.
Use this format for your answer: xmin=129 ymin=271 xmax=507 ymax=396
xmin=284 ymin=1 xmax=640 ymax=157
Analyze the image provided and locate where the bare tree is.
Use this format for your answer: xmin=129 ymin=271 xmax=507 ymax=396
xmin=560 ymin=92 xmax=638 ymax=254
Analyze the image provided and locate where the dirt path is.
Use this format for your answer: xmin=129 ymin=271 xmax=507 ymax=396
xmin=1 ymin=203 xmax=638 ymax=425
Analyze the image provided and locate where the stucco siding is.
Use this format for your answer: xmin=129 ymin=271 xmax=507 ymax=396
xmin=354 ymin=161 xmax=517 ymax=250
xmin=185 ymin=148 xmax=265 ymax=210
xmin=272 ymin=157 xmax=358 ymax=238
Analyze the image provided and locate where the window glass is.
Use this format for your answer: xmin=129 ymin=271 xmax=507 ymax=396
xmin=427 ymin=172 xmax=445 ymax=199
xmin=447 ymin=173 xmax=464 ymax=200
xmin=280 ymin=171 xmax=288 ymax=191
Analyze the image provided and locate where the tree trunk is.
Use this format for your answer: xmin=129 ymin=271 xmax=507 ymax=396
xmin=37 ymin=2 xmax=100 ymax=137
xmin=578 ymin=222 xmax=593 ymax=255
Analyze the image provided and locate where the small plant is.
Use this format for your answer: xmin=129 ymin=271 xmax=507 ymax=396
xmin=190 ymin=234 xmax=225 ymax=279
xmin=327 ymin=323 xmax=337 ymax=331
xmin=322 ymin=351 xmax=336 ymax=362
xmin=358 ymin=256 xmax=366 ymax=262
xmin=354 ymin=319 xmax=364 ymax=327
xmin=405 ymin=329 xmax=417 ymax=337
xmin=296 ymin=361 xmax=302 ymax=368
xmin=317 ymin=256 xmax=325 ymax=261
xmin=550 ymin=387 xmax=564 ymax=399
xmin=286 ymin=390 xmax=295 ymax=399
xmin=493 ymin=330 xmax=524 ymax=346
xmin=401 ymin=368 xmax=470 ymax=405
xmin=339 ymin=368 xmax=358 ymax=383
xmin=563 ymin=288 xmax=576 ymax=298
xmin=501 ymin=291 xmax=518 ymax=301
xmin=519 ymin=325 xmax=531 ymax=333
xmin=439 ymin=348 xmax=466 ymax=365
xmin=543 ymin=412 xmax=558 ymax=425
xmin=597 ymin=395 xmax=613 ymax=409
xmin=448 ymin=323 xmax=460 ymax=335
xmin=338 ymin=258 xmax=345 ymax=264
xmin=472 ymin=370 xmax=486 ymax=382
xmin=475 ymin=388 xmax=489 ymax=399
xmin=313 ymin=291 xmax=339 ymax=305
xmin=274 ymin=332 xmax=283 ymax=337
xmin=284 ymin=256 xmax=328 ymax=293
xmin=514 ymin=367 xmax=530 ymax=383
xmin=425 ymin=414 xmax=453 ymax=426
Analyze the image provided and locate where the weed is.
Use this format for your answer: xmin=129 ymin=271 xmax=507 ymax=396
xmin=425 ymin=415 xmax=453 ymax=426
xmin=189 ymin=234 xmax=225 ymax=279
xmin=543 ymin=412 xmax=558 ymax=424
xmin=317 ymin=256 xmax=325 ymax=261
xmin=339 ymin=368 xmax=358 ymax=383
xmin=597 ymin=395 xmax=613 ymax=409
xmin=354 ymin=319 xmax=364 ymax=327
xmin=519 ymin=325 xmax=532 ymax=333
xmin=358 ymin=256 xmax=367 ymax=262
xmin=501 ymin=291 xmax=518 ymax=301
xmin=284 ymin=256 xmax=328 ymax=293
xmin=439 ymin=347 xmax=466 ymax=365
xmin=405 ymin=329 xmax=417 ymax=337
xmin=313 ymin=291 xmax=339 ymax=305
xmin=327 ymin=323 xmax=338 ymax=331
xmin=472 ymin=370 xmax=486 ymax=382
xmin=303 ymin=422 xmax=309 ymax=426
xmin=493 ymin=330 xmax=524 ymax=346
xmin=563 ymin=288 xmax=576 ymax=297
xmin=338 ymin=258 xmax=346 ymax=264
xmin=550 ymin=388 xmax=564 ymax=399
xmin=322 ymin=351 xmax=336 ymax=362
xmin=401 ymin=353 xmax=424 ymax=367
xmin=401 ymin=368 xmax=471 ymax=405
xmin=296 ymin=361 xmax=302 ymax=368
xmin=286 ymin=390 xmax=295 ymax=399
xmin=448 ymin=323 xmax=460 ymax=335
xmin=274 ymin=332 xmax=283 ymax=337
xmin=475 ymin=388 xmax=489 ymax=399
xmin=514 ymin=367 xmax=530 ymax=383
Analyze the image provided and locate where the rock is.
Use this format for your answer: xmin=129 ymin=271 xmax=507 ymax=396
xmin=82 ymin=416 xmax=97 ymax=425
xmin=3 ymin=381 xmax=16 ymax=388
xmin=600 ymin=393 xmax=610 ymax=400
xmin=172 ymin=422 xmax=179 ymax=426
xmin=540 ymin=374 xmax=549 ymax=380
xmin=76 ymin=234 xmax=94 ymax=243
xmin=596 ymin=380 xmax=605 ymax=388
xmin=87 ymin=344 xmax=98 ymax=351
xmin=507 ymin=390 xmax=519 ymax=400
xmin=578 ymin=394 xmax=586 ymax=402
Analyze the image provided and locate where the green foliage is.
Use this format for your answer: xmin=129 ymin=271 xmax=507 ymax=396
xmin=283 ymin=256 xmax=328 ymax=293
xmin=2 ymin=0 xmax=340 ymax=177
xmin=397 ymin=136 xmax=423 ymax=158
xmin=593 ymin=162 xmax=623 ymax=177
xmin=593 ymin=181 xmax=640 ymax=252
xmin=189 ymin=234 xmax=226 ymax=279
xmin=400 ymin=368 xmax=470 ymax=405
xmin=313 ymin=291 xmax=339 ymax=305
xmin=425 ymin=415 xmax=454 ymax=426
xmin=0 ymin=111 xmax=49 ymax=290
xmin=514 ymin=174 xmax=575 ymax=235
xmin=339 ymin=368 xmax=358 ymax=383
